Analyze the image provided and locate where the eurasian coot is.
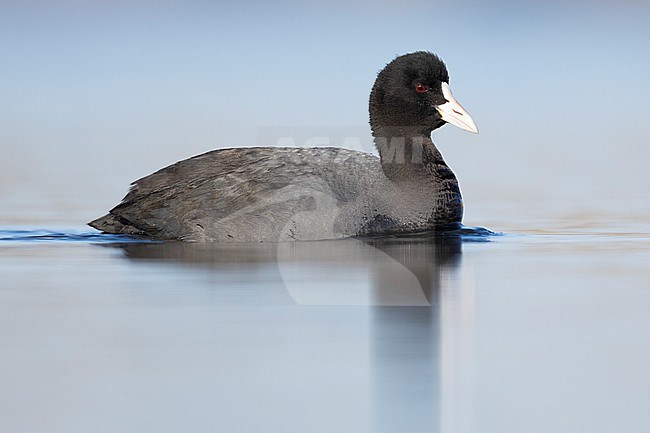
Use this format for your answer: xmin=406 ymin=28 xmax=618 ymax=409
xmin=89 ymin=51 xmax=478 ymax=241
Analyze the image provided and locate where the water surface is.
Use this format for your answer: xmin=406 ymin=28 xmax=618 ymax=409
xmin=1 ymin=227 xmax=648 ymax=433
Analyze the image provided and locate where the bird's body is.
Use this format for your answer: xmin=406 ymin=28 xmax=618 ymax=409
xmin=91 ymin=146 xmax=462 ymax=241
xmin=89 ymin=51 xmax=477 ymax=242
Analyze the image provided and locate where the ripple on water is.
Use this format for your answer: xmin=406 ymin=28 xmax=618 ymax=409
xmin=0 ymin=229 xmax=152 ymax=244
xmin=0 ymin=225 xmax=503 ymax=244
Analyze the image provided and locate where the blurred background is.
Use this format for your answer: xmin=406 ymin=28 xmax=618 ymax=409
xmin=1 ymin=0 xmax=649 ymax=232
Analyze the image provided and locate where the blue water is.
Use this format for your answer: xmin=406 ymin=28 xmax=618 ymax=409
xmin=0 ymin=229 xmax=145 ymax=243
xmin=0 ymin=225 xmax=499 ymax=243
xmin=1 ymin=225 xmax=648 ymax=433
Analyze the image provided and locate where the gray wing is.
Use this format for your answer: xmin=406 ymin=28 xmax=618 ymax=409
xmin=89 ymin=147 xmax=381 ymax=241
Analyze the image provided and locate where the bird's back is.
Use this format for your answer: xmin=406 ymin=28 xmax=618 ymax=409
xmin=89 ymin=147 xmax=384 ymax=241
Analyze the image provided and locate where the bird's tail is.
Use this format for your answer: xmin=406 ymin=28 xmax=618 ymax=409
xmin=88 ymin=213 xmax=146 ymax=235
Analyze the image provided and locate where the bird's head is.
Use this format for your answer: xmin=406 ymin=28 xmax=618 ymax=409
xmin=370 ymin=51 xmax=478 ymax=135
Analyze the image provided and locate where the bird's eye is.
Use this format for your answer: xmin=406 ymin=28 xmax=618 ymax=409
xmin=415 ymin=83 xmax=427 ymax=93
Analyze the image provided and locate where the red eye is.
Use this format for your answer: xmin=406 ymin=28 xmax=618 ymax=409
xmin=415 ymin=83 xmax=427 ymax=93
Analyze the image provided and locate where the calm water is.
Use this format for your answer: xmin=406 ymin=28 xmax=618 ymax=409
xmin=1 ymin=223 xmax=648 ymax=433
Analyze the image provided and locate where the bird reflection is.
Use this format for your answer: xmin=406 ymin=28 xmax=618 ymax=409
xmin=104 ymin=234 xmax=468 ymax=433
xmin=364 ymin=237 xmax=460 ymax=433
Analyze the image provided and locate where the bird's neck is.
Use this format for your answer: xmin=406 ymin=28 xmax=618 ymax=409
xmin=371 ymin=126 xmax=447 ymax=181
